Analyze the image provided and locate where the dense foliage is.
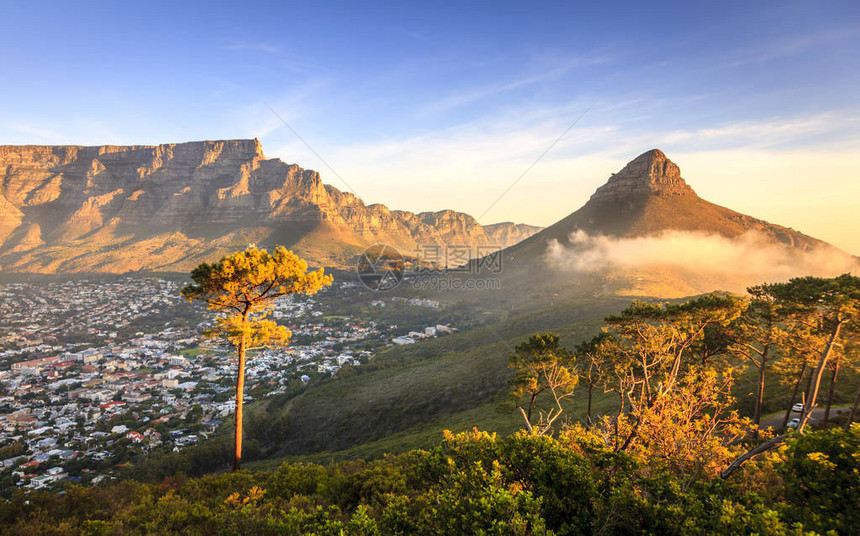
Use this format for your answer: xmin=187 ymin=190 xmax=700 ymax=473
xmin=1 ymin=426 xmax=857 ymax=535
xmin=4 ymin=274 xmax=858 ymax=533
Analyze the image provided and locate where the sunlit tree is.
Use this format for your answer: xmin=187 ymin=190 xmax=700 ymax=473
xmin=847 ymin=373 xmax=860 ymax=430
xmin=597 ymin=293 xmax=750 ymax=477
xmin=182 ymin=246 xmax=333 ymax=470
xmin=508 ymin=332 xmax=577 ymax=435
xmin=822 ymin=340 xmax=857 ymax=425
xmin=574 ymin=332 xmax=612 ymax=430
xmin=728 ymin=286 xmax=783 ymax=428
xmin=763 ymin=274 xmax=860 ymax=432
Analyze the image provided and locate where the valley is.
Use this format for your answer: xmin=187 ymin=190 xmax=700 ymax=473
xmin=1 ymin=145 xmax=858 ymax=534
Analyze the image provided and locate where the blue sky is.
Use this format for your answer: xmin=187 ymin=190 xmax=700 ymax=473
xmin=2 ymin=1 xmax=859 ymax=252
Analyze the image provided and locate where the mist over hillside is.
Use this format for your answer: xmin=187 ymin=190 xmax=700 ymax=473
xmin=492 ymin=149 xmax=859 ymax=298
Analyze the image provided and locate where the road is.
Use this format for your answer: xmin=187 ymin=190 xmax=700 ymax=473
xmin=759 ymin=406 xmax=851 ymax=429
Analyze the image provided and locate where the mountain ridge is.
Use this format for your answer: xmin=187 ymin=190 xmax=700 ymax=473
xmin=0 ymin=139 xmax=541 ymax=273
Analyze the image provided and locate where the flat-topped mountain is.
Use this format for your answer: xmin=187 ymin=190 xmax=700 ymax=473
xmin=0 ymin=139 xmax=540 ymax=273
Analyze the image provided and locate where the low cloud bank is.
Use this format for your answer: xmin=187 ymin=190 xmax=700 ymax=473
xmin=546 ymin=230 xmax=859 ymax=281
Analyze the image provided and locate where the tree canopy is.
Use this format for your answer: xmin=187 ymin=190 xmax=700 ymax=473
xmin=508 ymin=332 xmax=577 ymax=434
xmin=181 ymin=246 xmax=333 ymax=470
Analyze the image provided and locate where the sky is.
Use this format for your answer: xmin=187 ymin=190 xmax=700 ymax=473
xmin=1 ymin=1 xmax=859 ymax=253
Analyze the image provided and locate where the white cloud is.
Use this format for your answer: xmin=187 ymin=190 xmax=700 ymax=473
xmin=656 ymin=113 xmax=860 ymax=151
xmin=257 ymin=101 xmax=860 ymax=252
xmin=234 ymin=79 xmax=333 ymax=141
xmin=1 ymin=124 xmax=67 ymax=143
xmin=546 ymin=230 xmax=859 ymax=281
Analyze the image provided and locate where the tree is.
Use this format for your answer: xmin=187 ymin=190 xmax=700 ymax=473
xmin=763 ymin=274 xmax=860 ymax=432
xmin=181 ymin=245 xmax=333 ymax=470
xmin=508 ymin=332 xmax=577 ymax=435
xmin=822 ymin=342 xmax=854 ymax=425
xmin=573 ymin=332 xmax=612 ymax=430
xmin=777 ymin=425 xmax=860 ymax=534
xmin=774 ymin=348 xmax=813 ymax=429
xmin=185 ymin=404 xmax=203 ymax=425
xmin=723 ymin=275 xmax=860 ymax=478
xmin=596 ymin=293 xmax=750 ymax=478
xmin=728 ymin=286 xmax=782 ymax=429
xmin=847 ymin=380 xmax=860 ymax=430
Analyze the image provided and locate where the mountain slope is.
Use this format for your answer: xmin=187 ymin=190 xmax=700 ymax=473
xmin=243 ymin=295 xmax=628 ymax=460
xmin=0 ymin=140 xmax=541 ymax=273
xmin=512 ymin=149 xmax=828 ymax=254
xmin=496 ymin=149 xmax=857 ymax=297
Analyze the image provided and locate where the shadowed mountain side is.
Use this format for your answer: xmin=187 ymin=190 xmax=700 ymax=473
xmin=511 ymin=149 xmax=829 ymax=255
xmin=474 ymin=149 xmax=857 ymax=298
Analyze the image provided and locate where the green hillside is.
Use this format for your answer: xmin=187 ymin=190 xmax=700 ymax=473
xmin=244 ymin=295 xmax=631 ymax=460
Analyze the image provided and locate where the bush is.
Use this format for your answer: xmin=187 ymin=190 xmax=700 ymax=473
xmin=778 ymin=425 xmax=860 ymax=534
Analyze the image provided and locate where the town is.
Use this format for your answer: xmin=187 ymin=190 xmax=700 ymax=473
xmin=0 ymin=277 xmax=454 ymax=493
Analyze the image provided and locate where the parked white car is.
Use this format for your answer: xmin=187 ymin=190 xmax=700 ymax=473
xmin=788 ymin=418 xmax=801 ymax=428
xmin=791 ymin=403 xmax=804 ymax=412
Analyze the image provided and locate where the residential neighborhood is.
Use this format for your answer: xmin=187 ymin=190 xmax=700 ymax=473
xmin=0 ymin=277 xmax=454 ymax=493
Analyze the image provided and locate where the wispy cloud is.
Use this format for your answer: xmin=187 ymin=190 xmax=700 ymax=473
xmin=397 ymin=29 xmax=430 ymax=43
xmin=4 ymin=123 xmax=66 ymax=141
xmin=219 ymin=42 xmax=316 ymax=72
xmin=655 ymin=112 xmax=860 ymax=151
xmin=721 ymin=26 xmax=860 ymax=68
xmin=262 ymin=102 xmax=616 ymax=223
xmin=418 ymin=55 xmax=612 ymax=116
xmin=221 ymin=42 xmax=281 ymax=54
xmin=235 ymin=78 xmax=332 ymax=140
xmin=260 ymin=104 xmax=860 ymax=254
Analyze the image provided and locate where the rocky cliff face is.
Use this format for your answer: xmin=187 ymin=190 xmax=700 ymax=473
xmin=588 ymin=149 xmax=695 ymax=203
xmin=0 ymin=139 xmax=540 ymax=273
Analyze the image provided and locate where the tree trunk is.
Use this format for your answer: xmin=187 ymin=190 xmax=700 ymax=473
xmin=518 ymin=407 xmax=533 ymax=433
xmin=804 ymin=363 xmax=814 ymax=401
xmin=783 ymin=362 xmax=807 ymax=428
xmin=753 ymin=345 xmax=769 ymax=428
xmin=585 ymin=382 xmax=593 ymax=430
xmin=845 ymin=381 xmax=860 ymax=431
xmin=799 ymin=321 xmax=843 ymax=433
xmin=823 ymin=361 xmax=839 ymax=426
xmin=618 ymin=414 xmax=641 ymax=452
xmin=527 ymin=393 xmax=537 ymax=423
xmin=233 ymin=329 xmax=247 ymax=471
xmin=721 ymin=434 xmax=788 ymax=479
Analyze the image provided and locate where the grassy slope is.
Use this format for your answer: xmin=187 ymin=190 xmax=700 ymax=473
xmin=245 ymin=295 xmax=630 ymax=463
xmin=244 ymin=281 xmax=860 ymax=471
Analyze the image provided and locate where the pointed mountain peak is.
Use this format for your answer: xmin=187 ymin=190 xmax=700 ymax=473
xmin=589 ymin=149 xmax=696 ymax=203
